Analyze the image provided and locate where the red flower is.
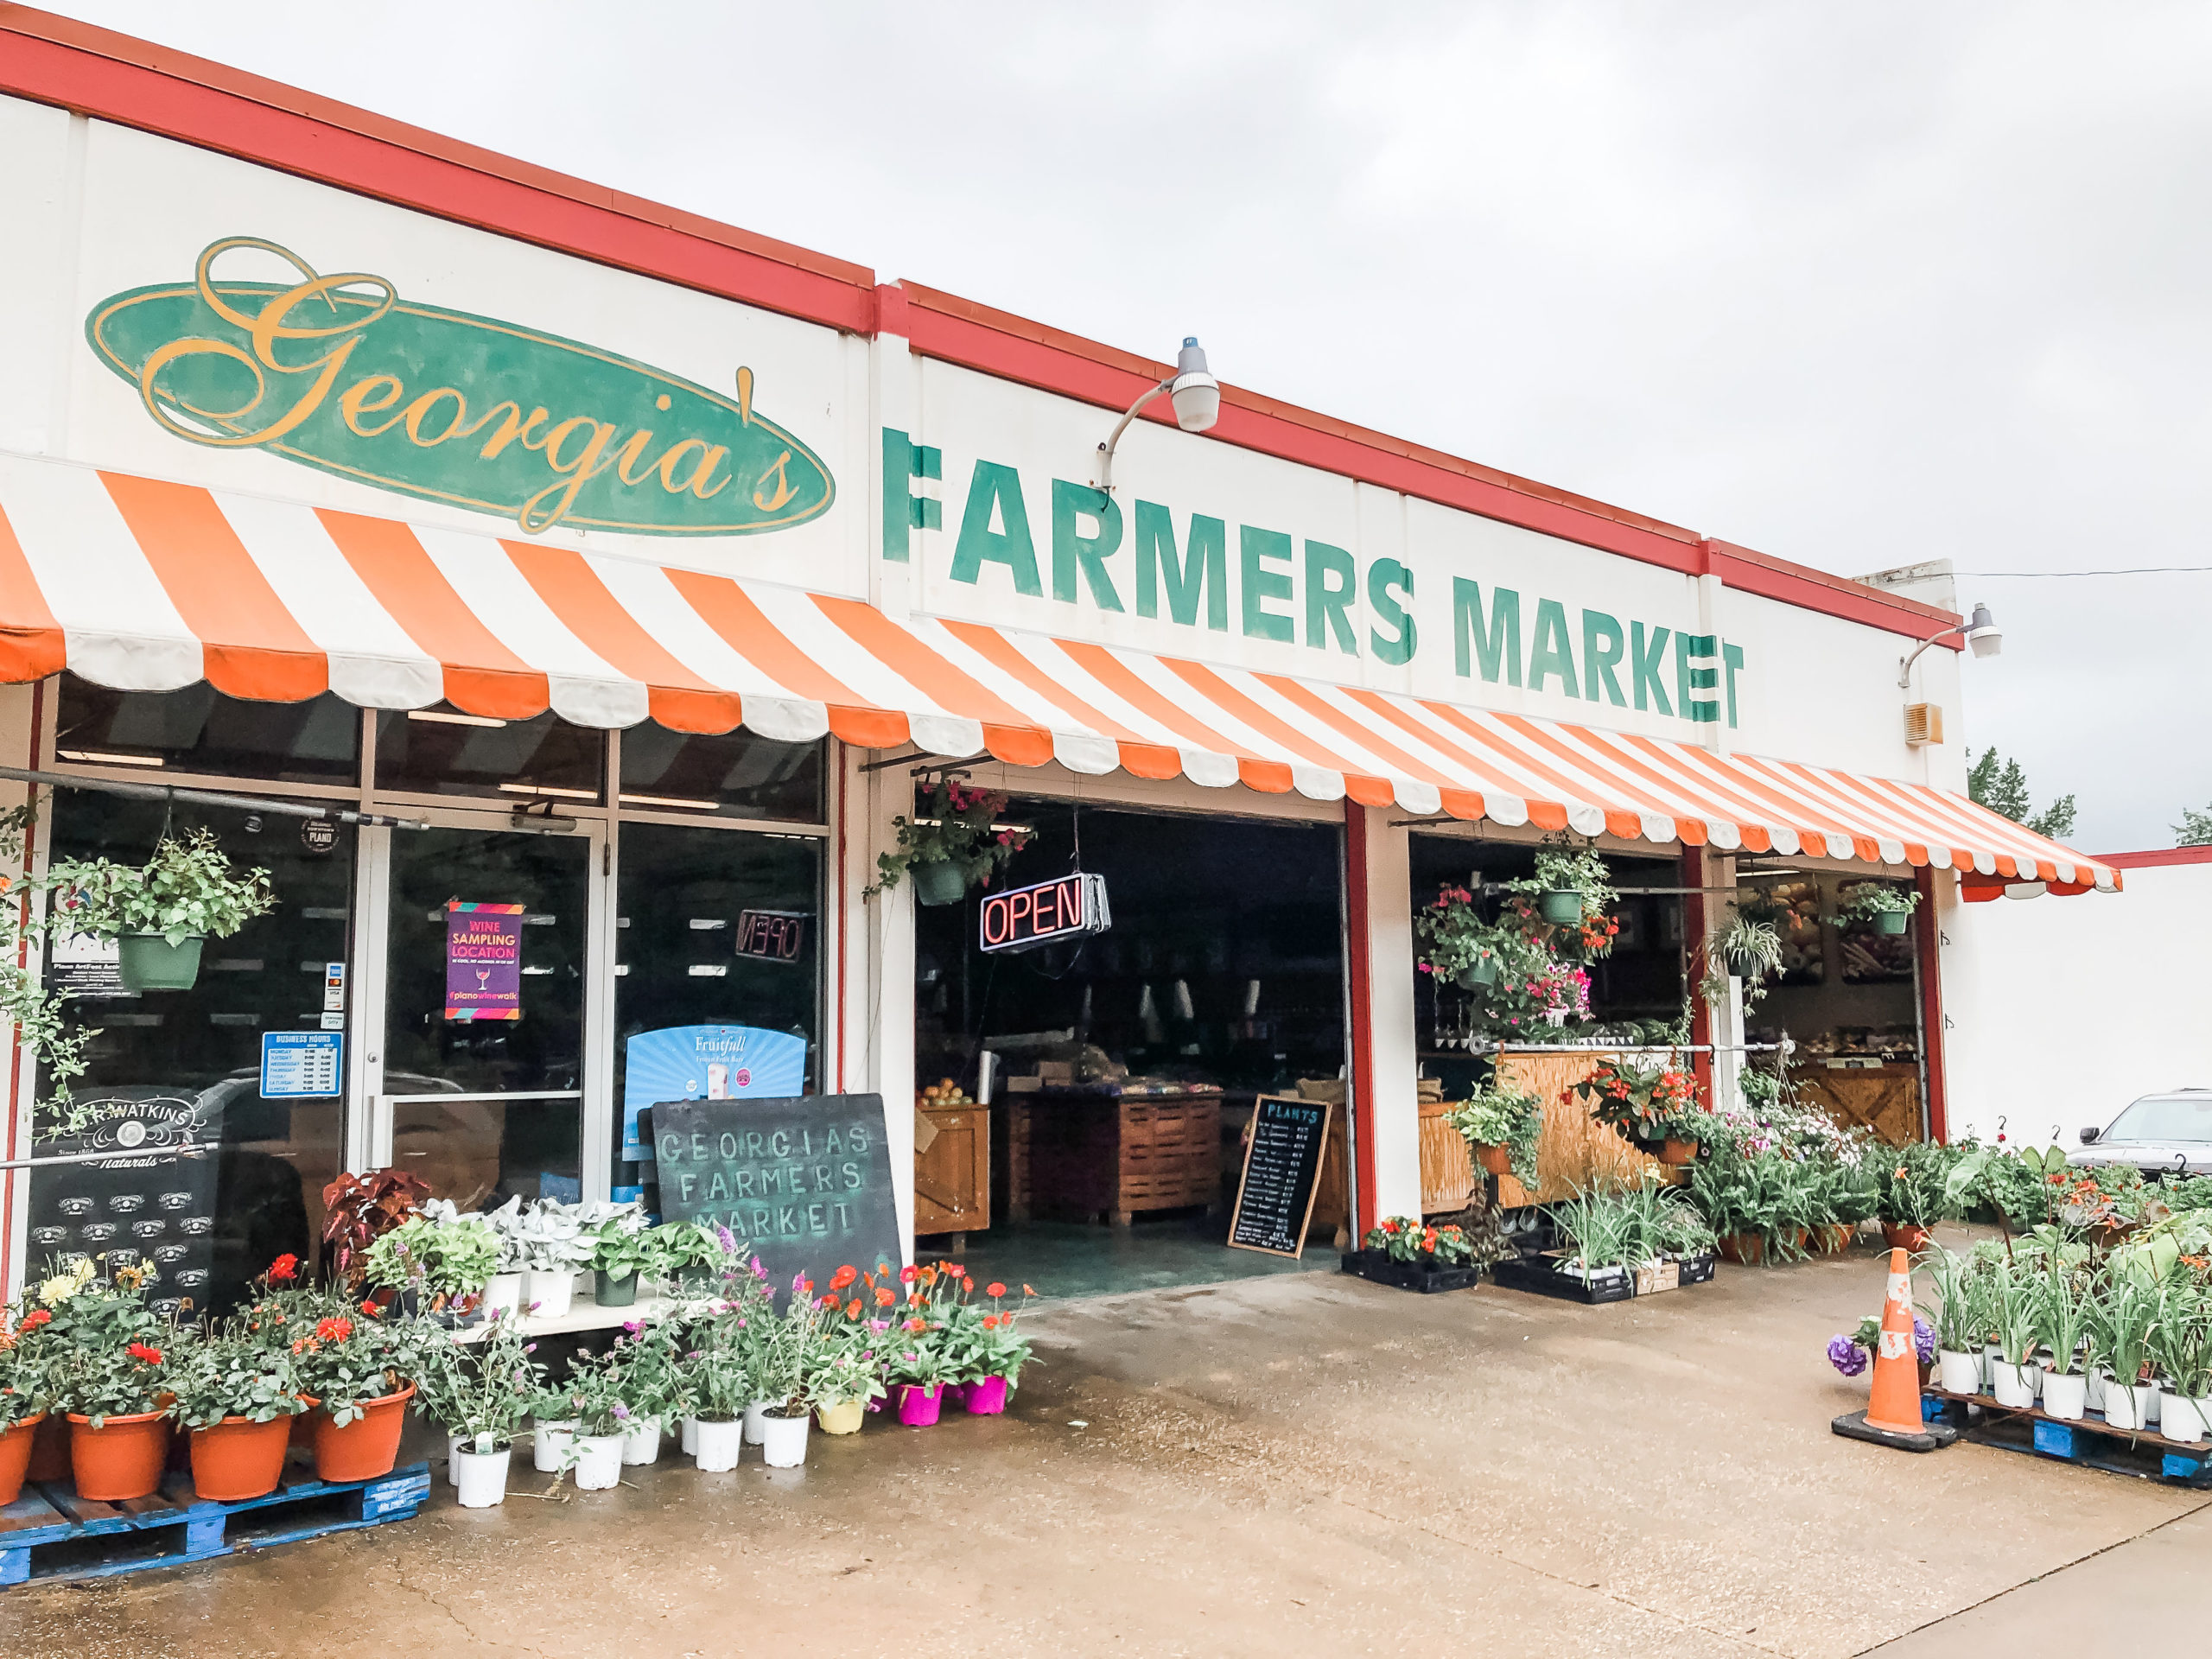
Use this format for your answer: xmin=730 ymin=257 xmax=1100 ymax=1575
xmin=962 ymin=1277 xmax=974 ymax=1293
xmin=982 ymin=1314 xmax=1001 ymax=1330
xmin=875 ymin=1287 xmax=895 ymax=1307
xmin=360 ymin=1298 xmax=382 ymax=1318
xmin=946 ymin=1263 xmax=965 ymax=1277
xmin=986 ymin=1282 xmax=1006 ymax=1298
xmin=830 ymin=1265 xmax=858 ymax=1291
xmin=127 ymin=1341 xmax=163 ymax=1365
xmin=899 ymin=1265 xmax=918 ymax=1285
xmin=846 ymin=1299 xmax=862 ymax=1319
xmin=316 ymin=1316 xmax=353 ymax=1344
xmin=266 ymin=1254 xmax=300 ymax=1283
xmin=20 ymin=1309 xmax=50 ymax=1331
xmin=905 ymin=1317 xmax=925 ymax=1332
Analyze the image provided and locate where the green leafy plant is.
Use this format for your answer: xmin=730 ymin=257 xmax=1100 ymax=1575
xmin=1503 ymin=842 xmax=1620 ymax=959
xmin=2150 ymin=1283 xmax=2212 ymax=1400
xmin=1916 ymin=1243 xmax=1991 ymax=1354
xmin=288 ymin=1300 xmax=429 ymax=1426
xmin=364 ymin=1212 xmax=500 ymax=1303
xmin=588 ymin=1215 xmax=656 ymax=1281
xmin=646 ymin=1219 xmax=737 ymax=1284
xmin=1875 ymin=1141 xmax=1961 ymax=1230
xmin=52 ymin=828 xmax=275 ymax=945
xmin=867 ymin=778 xmax=1032 ymax=897
xmin=431 ymin=1308 xmax=546 ymax=1452
xmin=1829 ymin=883 xmax=1922 ymax=925
xmin=1447 ymin=1085 xmax=1543 ymax=1192
xmin=543 ymin=1348 xmax=632 ymax=1438
xmin=1570 ymin=1056 xmax=1702 ymax=1144
xmin=167 ymin=1323 xmax=309 ymax=1429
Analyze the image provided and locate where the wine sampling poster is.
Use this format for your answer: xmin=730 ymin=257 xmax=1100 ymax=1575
xmin=444 ymin=901 xmax=525 ymax=1021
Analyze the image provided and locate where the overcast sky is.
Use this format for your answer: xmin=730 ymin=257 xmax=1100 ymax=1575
xmin=52 ymin=2 xmax=2212 ymax=852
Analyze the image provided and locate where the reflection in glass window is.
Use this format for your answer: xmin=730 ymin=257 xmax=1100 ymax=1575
xmin=54 ymin=674 xmax=361 ymax=785
xmin=36 ymin=795 xmax=353 ymax=1316
xmin=619 ymin=724 xmax=824 ymax=822
xmin=613 ymin=822 xmax=821 ymax=1190
xmin=375 ymin=706 xmax=604 ymax=803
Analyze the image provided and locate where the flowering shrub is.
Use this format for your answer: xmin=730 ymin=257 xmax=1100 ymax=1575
xmin=1569 ymin=1057 xmax=1704 ymax=1143
xmin=287 ymin=1298 xmax=429 ymax=1425
xmin=168 ymin=1323 xmax=310 ymax=1430
xmin=869 ymin=779 xmax=1033 ymax=897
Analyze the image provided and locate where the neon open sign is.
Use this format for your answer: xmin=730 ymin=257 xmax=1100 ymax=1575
xmin=978 ymin=873 xmax=1112 ymax=956
xmin=734 ymin=911 xmax=808 ymax=963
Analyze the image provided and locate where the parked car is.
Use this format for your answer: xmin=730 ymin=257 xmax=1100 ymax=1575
xmin=2069 ymin=1088 xmax=2212 ymax=1179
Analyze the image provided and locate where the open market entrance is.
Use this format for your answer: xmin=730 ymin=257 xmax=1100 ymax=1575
xmin=911 ymin=798 xmax=1348 ymax=1298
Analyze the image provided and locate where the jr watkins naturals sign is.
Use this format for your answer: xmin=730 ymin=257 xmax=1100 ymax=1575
xmin=86 ymin=237 xmax=835 ymax=537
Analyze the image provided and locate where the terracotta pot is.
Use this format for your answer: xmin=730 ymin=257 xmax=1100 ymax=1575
xmin=312 ymin=1383 xmax=415 ymax=1484
xmin=1818 ymin=1224 xmax=1856 ymax=1255
xmin=1660 ymin=1138 xmax=1700 ymax=1167
xmin=26 ymin=1413 xmax=71 ymax=1483
xmin=1881 ymin=1221 xmax=1932 ymax=1254
xmin=289 ymin=1396 xmax=323 ymax=1449
xmin=1474 ymin=1143 xmax=1511 ymax=1177
xmin=0 ymin=1413 xmax=45 ymax=1506
xmin=67 ymin=1409 xmax=174 ymax=1502
xmin=1717 ymin=1232 xmax=1767 ymax=1267
xmin=190 ymin=1414 xmax=295 ymax=1502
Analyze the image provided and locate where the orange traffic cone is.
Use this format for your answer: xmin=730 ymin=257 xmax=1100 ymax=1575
xmin=1832 ymin=1247 xmax=1958 ymax=1452
xmin=1864 ymin=1248 xmax=1925 ymax=1435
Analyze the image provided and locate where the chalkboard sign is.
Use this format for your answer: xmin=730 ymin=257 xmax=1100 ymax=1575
xmin=1226 ymin=1093 xmax=1332 ymax=1259
xmin=646 ymin=1093 xmax=900 ymax=1298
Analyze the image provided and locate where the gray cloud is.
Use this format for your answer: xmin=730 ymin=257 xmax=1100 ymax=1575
xmin=49 ymin=0 xmax=2212 ymax=849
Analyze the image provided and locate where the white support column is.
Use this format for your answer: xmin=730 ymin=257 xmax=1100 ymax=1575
xmin=0 ymin=681 xmax=41 ymax=1300
xmin=842 ymin=746 xmax=917 ymax=1262
xmin=1349 ymin=804 xmax=1421 ymax=1227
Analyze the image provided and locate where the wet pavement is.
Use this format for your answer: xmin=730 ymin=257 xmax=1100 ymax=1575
xmin=3 ymin=1230 xmax=2207 ymax=1657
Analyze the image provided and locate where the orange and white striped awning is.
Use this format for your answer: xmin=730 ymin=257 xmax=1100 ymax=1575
xmin=0 ymin=459 xmax=2117 ymax=893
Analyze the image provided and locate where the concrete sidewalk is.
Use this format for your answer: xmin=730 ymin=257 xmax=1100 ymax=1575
xmin=3 ymin=1239 xmax=2204 ymax=1656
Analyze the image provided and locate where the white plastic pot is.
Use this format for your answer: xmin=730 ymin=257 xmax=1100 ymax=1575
xmin=454 ymin=1446 xmax=512 ymax=1509
xmin=571 ymin=1432 xmax=625 ymax=1491
xmin=1937 ymin=1351 xmax=1982 ymax=1395
xmin=523 ymin=1268 xmax=576 ymax=1319
xmin=481 ymin=1271 xmax=524 ymax=1319
xmin=694 ymin=1416 xmax=744 ymax=1472
xmin=2041 ymin=1370 xmax=2088 ymax=1421
xmin=2160 ymin=1390 xmax=2206 ymax=1444
xmin=620 ymin=1414 xmax=662 ymax=1465
xmin=447 ymin=1430 xmax=466 ymax=1485
xmin=532 ymin=1416 xmax=578 ymax=1472
xmin=2140 ymin=1382 xmax=2164 ymax=1427
xmin=1990 ymin=1361 xmax=2037 ymax=1408
xmin=681 ymin=1416 xmax=698 ymax=1454
xmin=758 ymin=1408 xmax=810 ymax=1469
xmin=743 ymin=1400 xmax=772 ymax=1446
xmin=2102 ymin=1377 xmax=2143 ymax=1431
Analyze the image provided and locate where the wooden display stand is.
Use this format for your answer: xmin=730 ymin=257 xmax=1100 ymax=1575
xmin=914 ymin=1103 xmax=991 ymax=1246
xmin=1007 ymin=1090 xmax=1222 ymax=1226
xmin=1418 ymin=1097 xmax=1479 ymax=1214
xmin=1489 ymin=1049 xmax=1675 ymax=1207
xmin=1794 ymin=1062 xmax=1922 ymax=1146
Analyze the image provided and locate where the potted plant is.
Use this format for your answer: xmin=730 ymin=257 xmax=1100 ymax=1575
xmin=2152 ymin=1283 xmax=2212 ymax=1445
xmin=884 ymin=1265 xmax=962 ymax=1425
xmin=38 ymin=1262 xmax=175 ymax=1501
xmin=0 ymin=1306 xmax=53 ymax=1506
xmin=609 ymin=1317 xmax=686 ymax=1465
xmin=589 ymin=1213 xmax=655 ymax=1308
xmin=1446 ymin=1085 xmax=1542 ymax=1192
xmin=544 ymin=1351 xmax=631 ymax=1491
xmin=474 ymin=1197 xmax=528 ymax=1316
xmin=1984 ymin=1256 xmax=2041 ymax=1408
xmin=868 ymin=778 xmax=1033 ymax=907
xmin=1505 ymin=844 xmax=1618 ymax=940
xmin=289 ymin=1301 xmax=425 ymax=1483
xmin=512 ymin=1198 xmax=593 ymax=1319
xmin=1832 ymin=882 xmax=1921 ymax=938
xmin=364 ymin=1211 xmax=499 ymax=1319
xmin=950 ymin=1281 xmax=1035 ymax=1415
xmin=804 ymin=1266 xmax=892 ymax=1433
xmin=648 ymin=1219 xmax=734 ymax=1294
xmin=1414 ymin=885 xmax=1510 ymax=988
xmin=2093 ymin=1270 xmax=2164 ymax=1431
xmin=685 ymin=1325 xmax=757 ymax=1472
xmin=441 ymin=1309 xmax=543 ymax=1508
xmin=1874 ymin=1142 xmax=1957 ymax=1253
xmin=51 ymin=828 xmax=275 ymax=992
xmin=321 ymin=1168 xmax=432 ymax=1287
xmin=168 ymin=1320 xmax=311 ymax=1502
xmin=1917 ymin=1245 xmax=1989 ymax=1395
xmin=1570 ymin=1057 xmax=1701 ymax=1159
xmin=2030 ymin=1261 xmax=2095 ymax=1421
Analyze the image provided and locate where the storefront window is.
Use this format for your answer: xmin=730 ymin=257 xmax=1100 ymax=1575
xmin=618 ymin=725 xmax=824 ymax=822
xmin=374 ymin=706 xmax=604 ymax=803
xmin=53 ymin=674 xmax=360 ymax=785
xmin=613 ymin=821 xmax=822 ymax=1193
xmin=383 ymin=827 xmax=589 ymax=1208
xmin=34 ymin=794 xmax=353 ymax=1317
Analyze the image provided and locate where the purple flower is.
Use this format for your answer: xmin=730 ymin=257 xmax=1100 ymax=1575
xmin=1827 ymin=1336 xmax=1868 ymax=1377
xmin=750 ymin=1257 xmax=770 ymax=1283
xmin=622 ymin=1319 xmax=645 ymax=1337
xmin=715 ymin=1225 xmax=738 ymax=1253
xmin=613 ymin=1403 xmax=630 ymax=1421
xmin=1913 ymin=1317 xmax=1936 ymax=1365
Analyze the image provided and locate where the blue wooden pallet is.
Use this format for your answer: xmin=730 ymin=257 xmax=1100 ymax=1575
xmin=0 ymin=1458 xmax=430 ymax=1587
xmin=1924 ymin=1391 xmax=2212 ymax=1489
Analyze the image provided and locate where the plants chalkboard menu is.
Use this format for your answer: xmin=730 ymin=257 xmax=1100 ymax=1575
xmin=646 ymin=1094 xmax=900 ymax=1300
xmin=1226 ymin=1093 xmax=1332 ymax=1259
xmin=26 ymin=1088 xmax=221 ymax=1319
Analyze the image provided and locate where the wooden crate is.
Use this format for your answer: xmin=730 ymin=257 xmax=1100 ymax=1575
xmin=914 ymin=1105 xmax=990 ymax=1239
xmin=1014 ymin=1095 xmax=1222 ymax=1225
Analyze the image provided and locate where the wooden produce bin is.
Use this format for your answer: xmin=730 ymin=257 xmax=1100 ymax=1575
xmin=913 ymin=1103 xmax=990 ymax=1243
xmin=1009 ymin=1090 xmax=1222 ymax=1226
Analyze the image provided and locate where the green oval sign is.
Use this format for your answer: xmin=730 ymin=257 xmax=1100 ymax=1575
xmin=86 ymin=236 xmax=835 ymax=537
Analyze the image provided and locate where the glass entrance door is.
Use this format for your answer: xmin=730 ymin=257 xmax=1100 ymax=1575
xmin=376 ymin=817 xmax=600 ymax=1211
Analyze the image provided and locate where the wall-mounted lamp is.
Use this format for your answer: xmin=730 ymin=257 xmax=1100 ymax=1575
xmin=1094 ymin=337 xmax=1219 ymax=493
xmin=1897 ymin=601 xmax=2001 ymax=689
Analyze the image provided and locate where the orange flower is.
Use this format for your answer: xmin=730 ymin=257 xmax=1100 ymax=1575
xmin=875 ymin=1287 xmax=894 ymax=1307
xmin=846 ymin=1299 xmax=862 ymax=1319
xmin=830 ymin=1265 xmax=858 ymax=1291
xmin=986 ymin=1282 xmax=1006 ymax=1298
xmin=962 ymin=1277 xmax=974 ymax=1293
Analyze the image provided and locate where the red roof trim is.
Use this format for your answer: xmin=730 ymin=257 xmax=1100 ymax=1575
xmin=2098 ymin=846 xmax=2212 ymax=871
xmin=0 ymin=7 xmax=877 ymax=332
xmin=1 ymin=5 xmax=1962 ymax=644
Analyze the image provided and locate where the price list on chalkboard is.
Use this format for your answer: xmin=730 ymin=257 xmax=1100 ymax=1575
xmin=1226 ymin=1094 xmax=1332 ymax=1259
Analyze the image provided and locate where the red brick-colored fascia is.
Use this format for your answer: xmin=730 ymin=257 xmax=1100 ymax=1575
xmin=2098 ymin=846 xmax=2212 ymax=871
xmin=0 ymin=6 xmax=879 ymax=333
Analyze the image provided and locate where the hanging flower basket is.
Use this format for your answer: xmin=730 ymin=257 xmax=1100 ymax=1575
xmin=1454 ymin=955 xmax=1500 ymax=990
xmin=911 ymin=859 xmax=969 ymax=908
xmin=1536 ymin=889 xmax=1584 ymax=925
xmin=1873 ymin=909 xmax=1911 ymax=937
xmin=117 ymin=932 xmax=205 ymax=992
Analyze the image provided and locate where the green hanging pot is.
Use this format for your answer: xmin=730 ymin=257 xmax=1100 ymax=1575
xmin=1536 ymin=889 xmax=1584 ymax=925
xmin=1454 ymin=956 xmax=1500 ymax=991
xmin=117 ymin=933 xmax=204 ymax=993
xmin=1873 ymin=909 xmax=1911 ymax=937
xmin=910 ymin=860 xmax=969 ymax=908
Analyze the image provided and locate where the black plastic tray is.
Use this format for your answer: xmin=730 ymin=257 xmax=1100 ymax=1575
xmin=1491 ymin=1254 xmax=1634 ymax=1305
xmin=1338 ymin=1249 xmax=1484 ymax=1294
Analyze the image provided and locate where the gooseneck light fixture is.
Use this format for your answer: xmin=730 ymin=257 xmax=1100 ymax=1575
xmin=1897 ymin=601 xmax=2002 ymax=688
xmin=1094 ymin=337 xmax=1220 ymax=493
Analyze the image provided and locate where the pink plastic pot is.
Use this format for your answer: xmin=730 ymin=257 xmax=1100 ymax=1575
xmin=963 ymin=1376 xmax=1009 ymax=1415
xmin=896 ymin=1383 xmax=943 ymax=1427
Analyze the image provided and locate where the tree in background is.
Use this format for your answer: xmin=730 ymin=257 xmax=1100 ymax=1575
xmin=2177 ymin=804 xmax=2212 ymax=848
xmin=1967 ymin=747 xmax=2078 ymax=840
